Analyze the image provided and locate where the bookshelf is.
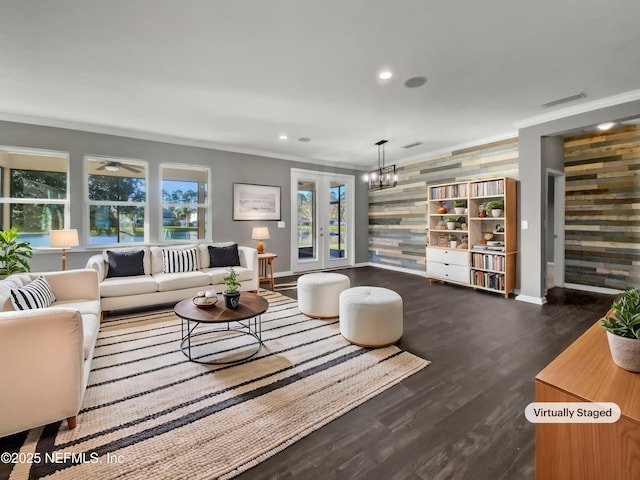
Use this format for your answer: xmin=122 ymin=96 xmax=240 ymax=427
xmin=426 ymin=177 xmax=517 ymax=298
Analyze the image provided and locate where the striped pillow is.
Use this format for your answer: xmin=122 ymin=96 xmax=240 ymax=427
xmin=10 ymin=276 xmax=56 ymax=310
xmin=162 ymin=248 xmax=198 ymax=273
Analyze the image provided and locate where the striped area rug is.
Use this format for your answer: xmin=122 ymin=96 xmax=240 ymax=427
xmin=9 ymin=291 xmax=429 ymax=480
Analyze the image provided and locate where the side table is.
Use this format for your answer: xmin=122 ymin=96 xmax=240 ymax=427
xmin=258 ymin=252 xmax=277 ymax=291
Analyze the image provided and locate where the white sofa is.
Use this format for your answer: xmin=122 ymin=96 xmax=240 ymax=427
xmin=0 ymin=269 xmax=101 ymax=437
xmin=86 ymin=243 xmax=259 ymax=313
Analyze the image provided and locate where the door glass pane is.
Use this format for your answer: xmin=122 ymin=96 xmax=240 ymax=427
xmin=297 ymin=180 xmax=316 ymax=261
xmin=329 ymin=182 xmax=346 ymax=259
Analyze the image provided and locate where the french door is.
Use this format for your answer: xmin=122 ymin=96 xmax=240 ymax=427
xmin=290 ymin=169 xmax=354 ymax=272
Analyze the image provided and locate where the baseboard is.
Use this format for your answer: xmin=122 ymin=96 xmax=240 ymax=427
xmin=366 ymin=262 xmax=427 ymax=277
xmin=274 ymin=270 xmax=294 ymax=278
xmin=563 ymin=282 xmax=622 ymax=295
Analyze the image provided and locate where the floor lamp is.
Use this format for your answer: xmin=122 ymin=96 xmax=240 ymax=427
xmin=50 ymin=229 xmax=79 ymax=271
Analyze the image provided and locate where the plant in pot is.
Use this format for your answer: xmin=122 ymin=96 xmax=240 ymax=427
xmin=223 ymin=268 xmax=242 ymax=309
xmin=601 ymin=287 xmax=640 ymax=372
xmin=445 ymin=217 xmax=458 ymax=230
xmin=0 ymin=227 xmax=33 ymax=277
xmin=453 ymin=200 xmax=467 ymax=214
xmin=484 ymin=200 xmax=504 ymax=218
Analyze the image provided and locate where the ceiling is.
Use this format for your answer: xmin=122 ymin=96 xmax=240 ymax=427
xmin=1 ymin=0 xmax=639 ymax=170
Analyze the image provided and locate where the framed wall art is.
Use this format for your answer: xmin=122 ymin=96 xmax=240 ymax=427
xmin=233 ymin=183 xmax=281 ymax=221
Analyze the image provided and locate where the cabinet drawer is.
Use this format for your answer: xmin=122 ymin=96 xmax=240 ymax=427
xmin=426 ymin=248 xmax=469 ymax=267
xmin=426 ymin=262 xmax=470 ymax=284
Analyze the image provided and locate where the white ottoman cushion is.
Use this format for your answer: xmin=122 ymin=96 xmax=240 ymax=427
xmin=339 ymin=286 xmax=403 ymax=347
xmin=298 ymin=272 xmax=351 ymax=318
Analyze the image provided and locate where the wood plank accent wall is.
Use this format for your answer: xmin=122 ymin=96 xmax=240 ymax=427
xmin=368 ymin=138 xmax=519 ymax=272
xmin=564 ymin=125 xmax=640 ymax=289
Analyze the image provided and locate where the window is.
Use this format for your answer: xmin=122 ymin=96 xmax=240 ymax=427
xmin=161 ymin=165 xmax=209 ymax=241
xmin=0 ymin=147 xmax=69 ymax=247
xmin=86 ymin=157 xmax=147 ymax=245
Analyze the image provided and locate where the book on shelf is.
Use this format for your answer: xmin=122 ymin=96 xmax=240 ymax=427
xmin=470 ymin=179 xmax=505 ymax=197
xmin=430 ymin=183 xmax=468 ymax=200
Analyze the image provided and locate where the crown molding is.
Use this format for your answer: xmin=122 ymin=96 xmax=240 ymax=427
xmin=394 ymin=131 xmax=518 ymax=166
xmin=514 ymin=89 xmax=640 ymax=129
xmin=0 ymin=111 xmax=364 ymax=171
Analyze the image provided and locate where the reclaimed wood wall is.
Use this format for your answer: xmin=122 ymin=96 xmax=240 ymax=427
xmin=564 ymin=125 xmax=640 ymax=289
xmin=368 ymin=138 xmax=519 ymax=272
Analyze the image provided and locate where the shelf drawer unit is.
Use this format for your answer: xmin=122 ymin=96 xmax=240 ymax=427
xmin=426 ymin=247 xmax=470 ymax=285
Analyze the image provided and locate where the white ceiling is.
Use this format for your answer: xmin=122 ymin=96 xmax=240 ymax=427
xmin=1 ymin=0 xmax=639 ymax=170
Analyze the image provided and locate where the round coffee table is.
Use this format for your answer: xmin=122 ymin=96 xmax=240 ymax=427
xmin=174 ymin=292 xmax=269 ymax=364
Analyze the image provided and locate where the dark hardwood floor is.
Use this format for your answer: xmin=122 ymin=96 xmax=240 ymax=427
xmin=241 ymin=267 xmax=615 ymax=480
xmin=0 ymin=266 xmax=615 ymax=480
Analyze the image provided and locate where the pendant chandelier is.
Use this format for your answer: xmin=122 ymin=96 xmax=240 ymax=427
xmin=365 ymin=140 xmax=397 ymax=191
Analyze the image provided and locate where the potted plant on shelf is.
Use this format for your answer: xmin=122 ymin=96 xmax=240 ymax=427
xmin=0 ymin=227 xmax=33 ymax=277
xmin=601 ymin=287 xmax=640 ymax=372
xmin=223 ymin=268 xmax=242 ymax=309
xmin=484 ymin=200 xmax=504 ymax=218
xmin=445 ymin=217 xmax=458 ymax=230
xmin=453 ymin=200 xmax=467 ymax=214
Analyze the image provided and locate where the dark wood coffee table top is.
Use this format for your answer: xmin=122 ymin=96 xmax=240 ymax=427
xmin=174 ymin=292 xmax=269 ymax=323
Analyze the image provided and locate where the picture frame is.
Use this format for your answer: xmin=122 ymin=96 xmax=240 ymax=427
xmin=233 ymin=183 xmax=281 ymax=221
xmin=437 ymin=234 xmax=448 ymax=247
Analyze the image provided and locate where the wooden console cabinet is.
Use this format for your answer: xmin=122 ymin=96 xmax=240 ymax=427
xmin=535 ymin=321 xmax=640 ymax=479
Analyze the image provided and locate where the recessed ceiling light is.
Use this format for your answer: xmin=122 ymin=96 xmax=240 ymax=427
xmin=279 ymin=134 xmax=288 ymax=140
xmin=298 ymin=137 xmax=311 ymax=142
xmin=597 ymin=122 xmax=616 ymax=131
xmin=378 ymin=71 xmax=393 ymax=80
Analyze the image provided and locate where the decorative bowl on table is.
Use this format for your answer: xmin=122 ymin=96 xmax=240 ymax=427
xmin=192 ymin=290 xmax=218 ymax=308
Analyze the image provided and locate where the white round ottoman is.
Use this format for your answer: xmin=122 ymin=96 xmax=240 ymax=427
xmin=298 ymin=272 xmax=351 ymax=318
xmin=339 ymin=286 xmax=403 ymax=347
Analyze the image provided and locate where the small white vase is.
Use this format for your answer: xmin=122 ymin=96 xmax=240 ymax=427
xmin=454 ymin=208 xmax=465 ymax=214
xmin=606 ymin=331 xmax=640 ymax=372
xmin=491 ymin=209 xmax=503 ymax=217
xmin=446 ymin=222 xmax=456 ymax=230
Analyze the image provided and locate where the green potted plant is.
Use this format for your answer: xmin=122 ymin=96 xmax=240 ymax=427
xmin=445 ymin=217 xmax=457 ymax=230
xmin=484 ymin=200 xmax=504 ymax=217
xmin=601 ymin=287 xmax=640 ymax=372
xmin=0 ymin=227 xmax=33 ymax=277
xmin=453 ymin=200 xmax=467 ymax=214
xmin=223 ymin=267 xmax=242 ymax=309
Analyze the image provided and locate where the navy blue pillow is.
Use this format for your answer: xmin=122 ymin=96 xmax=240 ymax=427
xmin=208 ymin=244 xmax=241 ymax=268
xmin=106 ymin=249 xmax=145 ymax=278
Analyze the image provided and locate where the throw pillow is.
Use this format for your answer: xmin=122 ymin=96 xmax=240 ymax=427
xmin=208 ymin=244 xmax=241 ymax=268
xmin=106 ymin=249 xmax=146 ymax=278
xmin=163 ymin=248 xmax=198 ymax=273
xmin=10 ymin=276 xmax=56 ymax=310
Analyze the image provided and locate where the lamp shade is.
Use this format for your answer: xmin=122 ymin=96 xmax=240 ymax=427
xmin=251 ymin=227 xmax=270 ymax=240
xmin=50 ymin=229 xmax=79 ymax=248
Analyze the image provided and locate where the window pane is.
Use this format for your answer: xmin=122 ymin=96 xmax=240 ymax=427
xmin=10 ymin=170 xmax=67 ymax=199
xmin=87 ymin=159 xmax=146 ymax=202
xmin=5 ymin=203 xmax=65 ymax=247
xmin=162 ymin=207 xmax=207 ymax=241
xmin=89 ymin=205 xmax=144 ymax=244
xmin=1 ymin=152 xmax=67 ymax=200
xmin=161 ymin=165 xmax=208 ymax=241
xmin=162 ymin=167 xmax=208 ymax=204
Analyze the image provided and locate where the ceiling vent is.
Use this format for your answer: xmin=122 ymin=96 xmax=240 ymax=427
xmin=541 ymin=93 xmax=586 ymax=108
xmin=402 ymin=141 xmax=422 ymax=149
